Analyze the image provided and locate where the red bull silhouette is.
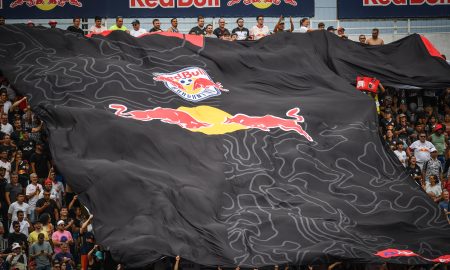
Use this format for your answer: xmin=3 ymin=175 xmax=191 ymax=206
xmin=224 ymin=108 xmax=313 ymax=141
xmin=109 ymin=104 xmax=210 ymax=129
xmin=192 ymin=78 xmax=228 ymax=92
xmin=109 ymin=104 xmax=313 ymax=141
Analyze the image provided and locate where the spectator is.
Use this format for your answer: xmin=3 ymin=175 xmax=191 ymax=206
xmin=439 ymin=190 xmax=449 ymax=218
xmin=8 ymin=193 xmax=30 ymax=222
xmin=149 ymin=19 xmax=163 ymax=33
xmin=250 ymin=15 xmax=269 ymax=40
xmin=213 ymin=18 xmax=229 ymax=38
xmin=79 ymin=214 xmax=94 ymax=270
xmin=204 ymin=24 xmax=216 ymax=38
xmin=48 ymin=20 xmax=57 ymax=29
xmin=26 ymin=173 xmax=42 ymax=222
xmin=407 ymin=132 xmax=435 ymax=169
xmin=0 ymin=167 xmax=7 ymax=226
xmin=232 ymin=18 xmax=249 ymax=41
xmin=366 ymin=28 xmax=384 ymax=45
xmin=28 ymin=220 xmax=49 ymax=246
xmin=299 ymin=18 xmax=311 ymax=33
xmin=8 ymin=221 xmax=28 ymax=251
xmin=0 ymin=16 xmax=5 ymax=25
xmin=422 ymin=148 xmax=443 ymax=183
xmin=394 ymin=141 xmax=407 ymax=167
xmin=52 ymin=220 xmax=74 ymax=254
xmin=67 ymin=17 xmax=84 ymax=35
xmin=327 ymin=26 xmax=336 ymax=34
xmin=36 ymin=189 xmax=58 ymax=222
xmin=27 ymin=20 xmax=35 ymax=27
xmin=18 ymin=128 xmax=35 ymax=162
xmin=0 ymin=150 xmax=11 ymax=182
xmin=394 ymin=113 xmax=411 ymax=145
xmin=1 ymin=113 xmax=13 ymax=135
xmin=166 ymin=18 xmax=179 ymax=33
xmin=337 ymin=27 xmax=347 ymax=39
xmin=9 ymin=210 xmax=30 ymax=236
xmin=231 ymin=33 xmax=237 ymax=41
xmin=88 ymin=245 xmax=104 ymax=270
xmin=89 ymin=16 xmax=106 ymax=34
xmin=54 ymin=243 xmax=75 ymax=270
xmin=6 ymin=242 xmax=27 ymax=270
xmin=318 ymin=22 xmax=325 ymax=30
xmin=130 ymin=19 xmax=146 ymax=37
xmin=47 ymin=169 xmax=64 ymax=209
xmin=424 ymin=174 xmax=442 ymax=203
xmin=29 ymin=233 xmax=53 ymax=270
xmin=6 ymin=173 xmax=24 ymax=206
xmin=359 ymin=34 xmax=366 ymax=44
xmin=429 ymin=123 xmax=447 ymax=165
xmin=189 ymin=16 xmax=206 ymax=35
xmin=30 ymin=142 xmax=51 ymax=181
xmin=109 ymin=16 xmax=129 ymax=33
xmin=273 ymin=16 xmax=294 ymax=33
xmin=221 ymin=30 xmax=231 ymax=41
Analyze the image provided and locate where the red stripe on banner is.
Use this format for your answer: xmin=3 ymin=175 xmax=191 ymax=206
xmin=375 ymin=249 xmax=450 ymax=263
xmin=85 ymin=31 xmax=204 ymax=48
xmin=420 ymin=35 xmax=444 ymax=60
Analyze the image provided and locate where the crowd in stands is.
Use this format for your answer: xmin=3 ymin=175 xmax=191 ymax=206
xmin=0 ymin=77 xmax=111 ymax=270
xmin=0 ymin=15 xmax=386 ymax=44
xmin=371 ymin=82 xmax=450 ymax=223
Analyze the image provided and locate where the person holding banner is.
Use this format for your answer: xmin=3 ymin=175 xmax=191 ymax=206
xmin=232 ymin=18 xmax=250 ymax=41
xmin=109 ymin=16 xmax=129 ymax=34
xmin=130 ymin=20 xmax=146 ymax=37
xmin=366 ymin=28 xmax=384 ymax=46
xmin=273 ymin=16 xmax=294 ymax=33
xmin=166 ymin=18 xmax=179 ymax=33
xmin=250 ymin=15 xmax=269 ymax=40
xmin=89 ymin=16 xmax=107 ymax=35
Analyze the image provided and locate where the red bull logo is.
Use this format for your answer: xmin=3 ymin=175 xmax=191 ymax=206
xmin=227 ymin=0 xmax=296 ymax=8
xmin=153 ymin=67 xmax=228 ymax=102
xmin=10 ymin=0 xmax=82 ymax=9
xmin=109 ymin=104 xmax=313 ymax=141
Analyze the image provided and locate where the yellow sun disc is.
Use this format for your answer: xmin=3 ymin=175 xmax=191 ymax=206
xmin=252 ymin=2 xmax=272 ymax=9
xmin=36 ymin=0 xmax=57 ymax=11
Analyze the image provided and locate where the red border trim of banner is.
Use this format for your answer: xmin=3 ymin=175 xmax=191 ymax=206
xmin=375 ymin=249 xmax=450 ymax=263
xmin=420 ymin=35 xmax=444 ymax=60
xmin=85 ymin=31 xmax=204 ymax=48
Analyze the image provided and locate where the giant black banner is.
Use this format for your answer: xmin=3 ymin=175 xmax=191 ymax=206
xmin=338 ymin=0 xmax=450 ymax=19
xmin=0 ymin=0 xmax=314 ymax=19
xmin=0 ymin=25 xmax=450 ymax=269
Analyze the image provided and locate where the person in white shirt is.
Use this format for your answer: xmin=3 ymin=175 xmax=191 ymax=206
xmin=89 ymin=16 xmax=107 ymax=35
xmin=394 ymin=142 xmax=407 ymax=167
xmin=407 ymin=132 xmax=435 ymax=169
xmin=9 ymin=210 xmax=30 ymax=236
xmin=26 ymin=173 xmax=43 ymax=223
xmin=299 ymin=18 xmax=311 ymax=33
xmin=424 ymin=175 xmax=442 ymax=203
xmin=0 ymin=91 xmax=11 ymax=113
xmin=0 ymin=113 xmax=13 ymax=135
xmin=250 ymin=15 xmax=270 ymax=40
xmin=8 ymin=193 xmax=30 ymax=222
xmin=130 ymin=19 xmax=147 ymax=38
xmin=0 ymin=150 xmax=11 ymax=182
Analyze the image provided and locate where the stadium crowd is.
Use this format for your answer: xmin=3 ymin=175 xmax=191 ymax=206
xmin=0 ymin=15 xmax=386 ymax=44
xmin=0 ymin=14 xmax=448 ymax=270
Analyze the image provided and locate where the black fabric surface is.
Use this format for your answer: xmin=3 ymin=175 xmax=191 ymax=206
xmin=0 ymin=25 xmax=449 ymax=269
